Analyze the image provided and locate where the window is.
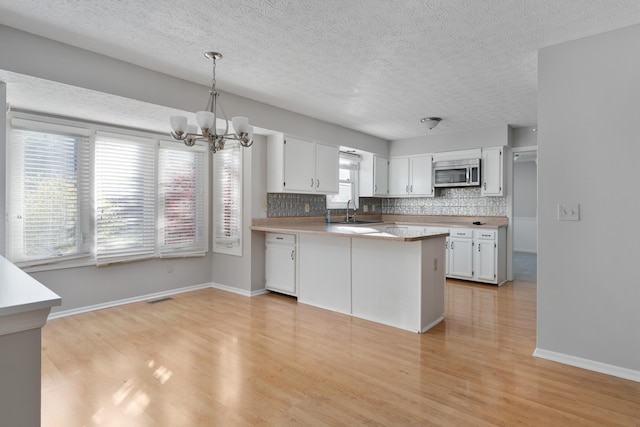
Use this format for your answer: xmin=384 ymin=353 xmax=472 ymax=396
xmin=158 ymin=141 xmax=208 ymax=256
xmin=95 ymin=132 xmax=156 ymax=264
xmin=326 ymin=152 xmax=360 ymax=209
xmin=6 ymin=113 xmax=210 ymax=269
xmin=213 ymin=141 xmax=242 ymax=256
xmin=7 ymin=119 xmax=91 ymax=266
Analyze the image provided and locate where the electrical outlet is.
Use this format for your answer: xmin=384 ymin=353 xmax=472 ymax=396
xmin=433 ymin=258 xmax=438 ymax=271
xmin=167 ymin=264 xmax=174 ymax=273
xmin=304 ymin=203 xmax=310 ymax=213
xmin=558 ymin=203 xmax=580 ymax=221
xmin=363 ymin=205 xmax=369 ymax=213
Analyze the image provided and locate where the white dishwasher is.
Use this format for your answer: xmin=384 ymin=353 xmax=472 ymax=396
xmin=265 ymin=233 xmax=297 ymax=296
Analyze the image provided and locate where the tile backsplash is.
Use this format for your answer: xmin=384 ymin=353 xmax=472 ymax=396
xmin=267 ymin=188 xmax=507 ymax=218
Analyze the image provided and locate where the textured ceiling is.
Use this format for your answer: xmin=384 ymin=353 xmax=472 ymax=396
xmin=2 ymin=0 xmax=640 ymax=140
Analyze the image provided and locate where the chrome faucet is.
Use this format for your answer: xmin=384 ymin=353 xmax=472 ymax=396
xmin=346 ymin=200 xmax=358 ymax=223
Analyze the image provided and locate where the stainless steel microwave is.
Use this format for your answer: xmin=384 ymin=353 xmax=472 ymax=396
xmin=433 ymin=158 xmax=481 ymax=187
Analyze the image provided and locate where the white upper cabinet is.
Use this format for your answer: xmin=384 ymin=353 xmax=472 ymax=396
xmin=267 ymin=134 xmax=339 ymax=194
xmin=360 ymin=155 xmax=389 ymax=197
xmin=388 ymin=157 xmax=410 ymax=196
xmin=388 ymin=155 xmax=434 ymax=197
xmin=373 ymin=156 xmax=389 ymax=196
xmin=410 ymin=154 xmax=434 ymax=195
xmin=481 ymin=146 xmax=505 ymax=196
xmin=314 ymin=143 xmax=339 ymax=193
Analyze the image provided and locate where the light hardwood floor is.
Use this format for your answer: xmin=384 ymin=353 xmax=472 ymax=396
xmin=42 ymin=280 xmax=640 ymax=426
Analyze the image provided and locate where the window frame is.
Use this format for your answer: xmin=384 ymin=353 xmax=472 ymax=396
xmin=326 ymin=152 xmax=360 ymax=210
xmin=6 ymin=112 xmax=210 ymax=271
xmin=212 ymin=141 xmax=243 ymax=256
xmin=7 ymin=118 xmax=92 ymax=267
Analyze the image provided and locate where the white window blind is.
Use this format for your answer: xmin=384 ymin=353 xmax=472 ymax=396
xmin=213 ymin=141 xmax=242 ymax=256
xmin=7 ymin=121 xmax=91 ymax=266
xmin=95 ymin=132 xmax=156 ymax=264
xmin=327 ymin=152 xmax=360 ymax=209
xmin=158 ymin=141 xmax=208 ymax=256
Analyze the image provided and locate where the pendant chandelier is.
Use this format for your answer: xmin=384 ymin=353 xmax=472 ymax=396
xmin=169 ymin=52 xmax=253 ymax=153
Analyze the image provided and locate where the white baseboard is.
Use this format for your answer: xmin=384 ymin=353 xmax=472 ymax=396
xmin=420 ymin=316 xmax=444 ymax=333
xmin=48 ymin=283 xmax=214 ymax=320
xmin=210 ymin=282 xmax=269 ymax=297
xmin=533 ymin=348 xmax=640 ymax=383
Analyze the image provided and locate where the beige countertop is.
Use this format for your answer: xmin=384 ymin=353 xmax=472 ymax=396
xmin=251 ymin=215 xmax=507 ymax=242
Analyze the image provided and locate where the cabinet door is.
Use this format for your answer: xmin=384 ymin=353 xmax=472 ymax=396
xmin=315 ymin=143 xmax=339 ymax=194
xmin=388 ymin=157 xmax=410 ymax=196
xmin=283 ymin=136 xmax=315 ymax=193
xmin=373 ymin=156 xmax=389 ymax=196
xmin=481 ymin=147 xmax=503 ymax=196
xmin=265 ymin=244 xmax=296 ymax=295
xmin=474 ymin=240 xmax=496 ymax=282
xmin=410 ymin=154 xmax=434 ymax=196
xmin=448 ymin=237 xmax=474 ymax=279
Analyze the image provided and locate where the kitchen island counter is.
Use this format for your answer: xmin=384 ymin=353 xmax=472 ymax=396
xmin=252 ymin=217 xmax=451 ymax=333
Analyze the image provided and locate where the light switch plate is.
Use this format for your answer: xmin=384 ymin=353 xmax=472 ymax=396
xmin=558 ymin=203 xmax=580 ymax=221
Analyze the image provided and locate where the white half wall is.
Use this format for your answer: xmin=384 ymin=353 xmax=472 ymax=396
xmin=537 ymin=23 xmax=640 ymax=374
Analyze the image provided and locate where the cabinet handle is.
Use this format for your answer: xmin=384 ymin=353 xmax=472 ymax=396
xmin=451 ymin=242 xmax=454 ymax=249
xmin=311 ymin=178 xmax=314 ymax=187
xmin=291 ymin=250 xmax=295 ymax=260
xmin=483 ymin=182 xmax=486 ymax=190
xmin=374 ymin=184 xmax=377 ymax=193
xmin=410 ymin=185 xmax=413 ymax=193
xmin=406 ymin=185 xmax=409 ymax=193
xmin=316 ymin=179 xmax=320 ymax=188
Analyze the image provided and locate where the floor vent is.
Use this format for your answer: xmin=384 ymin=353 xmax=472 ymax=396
xmin=147 ymin=297 xmax=174 ymax=305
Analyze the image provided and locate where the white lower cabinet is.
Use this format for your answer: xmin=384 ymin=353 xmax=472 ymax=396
xmin=265 ymin=233 xmax=297 ymax=296
xmin=445 ymin=227 xmax=507 ymax=285
xmin=447 ymin=228 xmax=474 ymax=280
xmin=474 ymin=230 xmax=497 ymax=282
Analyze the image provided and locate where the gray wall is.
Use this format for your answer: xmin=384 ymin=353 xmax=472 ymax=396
xmin=511 ymin=126 xmax=537 ymax=147
xmin=210 ymin=135 xmax=268 ymax=293
xmin=0 ymin=24 xmax=386 ymax=310
xmin=0 ymin=25 xmax=388 ymax=156
xmin=0 ymin=82 xmax=5 ymax=256
xmin=390 ymin=125 xmax=509 ymax=156
xmin=513 ymin=161 xmax=537 ymax=217
xmin=538 ymin=23 xmax=640 ymax=372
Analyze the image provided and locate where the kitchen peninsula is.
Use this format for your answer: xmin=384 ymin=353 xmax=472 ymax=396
xmin=252 ymin=217 xmax=451 ymax=333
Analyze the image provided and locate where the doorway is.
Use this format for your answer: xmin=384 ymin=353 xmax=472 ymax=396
xmin=512 ymin=148 xmax=537 ymax=282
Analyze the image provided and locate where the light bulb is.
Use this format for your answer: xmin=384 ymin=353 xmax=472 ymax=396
xmin=232 ymin=116 xmax=249 ymax=135
xmin=196 ymin=111 xmax=215 ymax=132
xmin=169 ymin=115 xmax=188 ymax=133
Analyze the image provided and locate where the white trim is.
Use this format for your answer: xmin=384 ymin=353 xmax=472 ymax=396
xmin=48 ymin=283 xmax=270 ymax=320
xmin=48 ymin=283 xmax=214 ymax=320
xmin=533 ymin=348 xmax=640 ymax=383
xmin=210 ymin=282 xmax=269 ymax=297
xmin=420 ymin=316 xmax=444 ymax=333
